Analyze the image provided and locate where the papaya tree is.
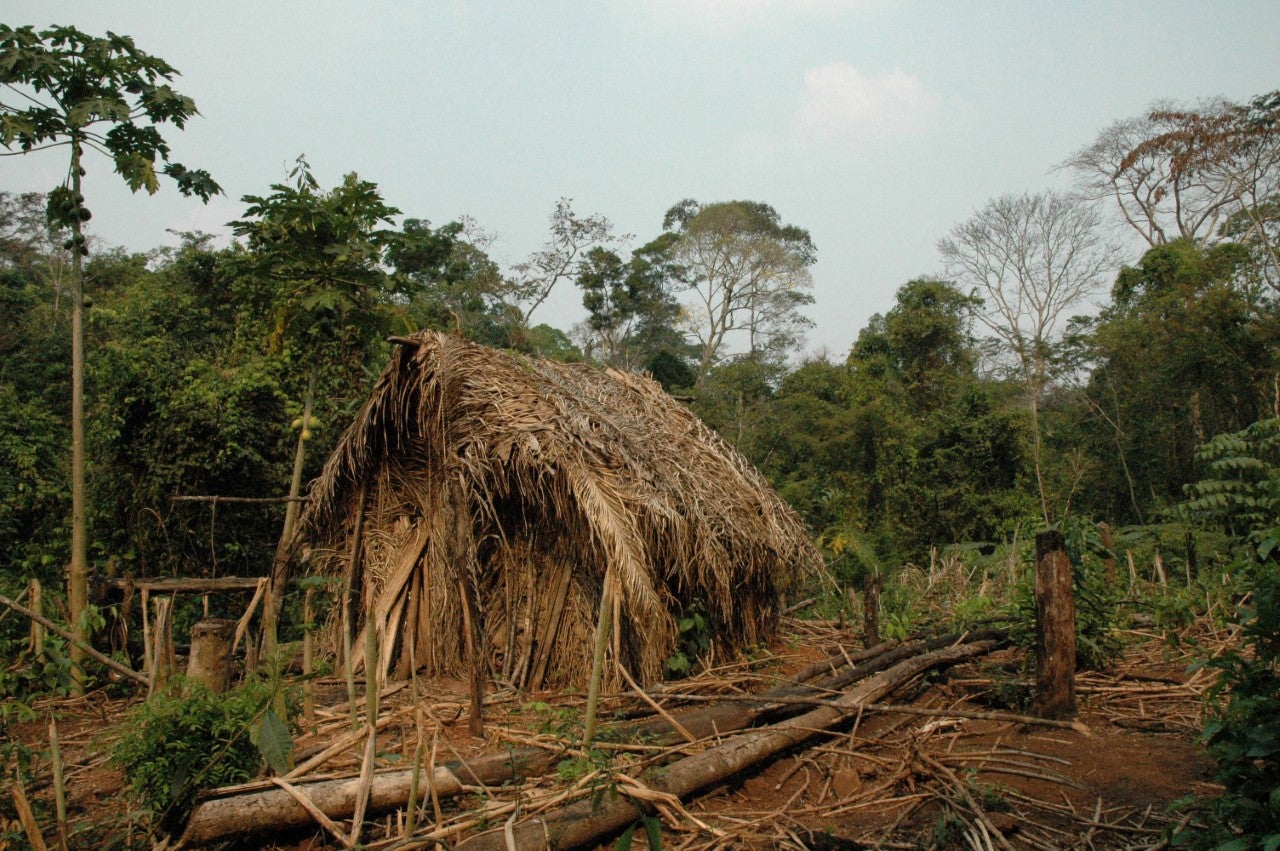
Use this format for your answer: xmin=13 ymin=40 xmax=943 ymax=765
xmin=0 ymin=24 xmax=219 ymax=687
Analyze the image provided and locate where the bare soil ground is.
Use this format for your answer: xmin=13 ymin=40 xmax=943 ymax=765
xmin=6 ymin=616 xmax=1229 ymax=850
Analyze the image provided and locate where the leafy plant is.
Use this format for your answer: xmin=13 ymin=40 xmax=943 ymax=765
xmin=110 ymin=676 xmax=294 ymax=829
xmin=664 ymin=599 xmax=710 ymax=678
xmin=1173 ymin=419 xmax=1280 ymax=849
xmin=1003 ymin=518 xmax=1124 ymax=670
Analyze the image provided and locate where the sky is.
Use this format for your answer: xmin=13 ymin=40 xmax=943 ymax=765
xmin=4 ymin=1 xmax=1278 ymax=358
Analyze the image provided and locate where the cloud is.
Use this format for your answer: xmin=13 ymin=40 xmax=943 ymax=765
xmin=616 ymin=0 xmax=879 ymax=34
xmin=792 ymin=62 xmax=938 ymax=144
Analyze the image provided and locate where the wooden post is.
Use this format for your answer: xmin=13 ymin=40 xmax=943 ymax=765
xmin=582 ymin=568 xmax=615 ymax=748
xmin=28 ymin=579 xmax=44 ymax=657
xmin=186 ymin=618 xmax=236 ymax=692
xmin=1031 ymin=530 xmax=1076 ymax=719
xmin=1099 ymin=523 xmax=1117 ymax=588
xmin=150 ymin=596 xmax=176 ymax=695
xmin=457 ymin=577 xmax=484 ymax=737
xmin=303 ymin=587 xmax=316 ymax=725
xmin=862 ymin=573 xmax=882 ymax=649
xmin=49 ymin=716 xmax=67 ymax=850
xmin=1184 ymin=530 xmax=1198 ymax=585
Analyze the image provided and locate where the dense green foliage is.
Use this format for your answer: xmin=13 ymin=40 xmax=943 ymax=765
xmin=110 ymin=677 xmax=283 ymax=827
xmin=1173 ymin=419 xmax=1280 ymax=849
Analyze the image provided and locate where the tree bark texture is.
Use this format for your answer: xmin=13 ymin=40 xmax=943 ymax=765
xmin=186 ymin=619 xmax=236 ymax=692
xmin=1031 ymin=530 xmax=1076 ymax=719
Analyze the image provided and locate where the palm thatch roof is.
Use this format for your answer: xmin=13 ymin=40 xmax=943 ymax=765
xmin=299 ymin=331 xmax=823 ymax=691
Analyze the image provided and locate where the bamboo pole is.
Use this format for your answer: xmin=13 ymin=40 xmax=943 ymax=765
xmin=49 ymin=716 xmax=67 ymax=850
xmin=28 ymin=579 xmax=44 ymax=656
xmin=343 ymin=489 xmax=367 ymax=732
xmin=303 ymin=587 xmax=315 ymax=726
xmin=582 ymin=567 xmax=615 ymax=748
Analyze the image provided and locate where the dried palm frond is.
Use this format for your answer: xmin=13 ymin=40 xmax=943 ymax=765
xmin=299 ymin=332 xmax=824 ymax=690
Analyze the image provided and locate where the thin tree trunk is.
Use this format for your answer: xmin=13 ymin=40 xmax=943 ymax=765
xmin=68 ymin=139 xmax=88 ymax=694
xmin=262 ymin=371 xmax=316 ymax=656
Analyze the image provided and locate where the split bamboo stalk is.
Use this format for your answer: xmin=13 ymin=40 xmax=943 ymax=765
xmin=11 ymin=772 xmax=47 ymax=851
xmin=349 ymin=591 xmax=380 ymax=845
xmin=49 ymin=716 xmax=67 ymax=850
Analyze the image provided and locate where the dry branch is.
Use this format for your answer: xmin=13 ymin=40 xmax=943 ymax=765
xmin=457 ymin=639 xmax=1000 ymax=850
xmin=0 ymin=591 xmax=148 ymax=687
xmin=178 ymin=631 xmax=994 ymax=845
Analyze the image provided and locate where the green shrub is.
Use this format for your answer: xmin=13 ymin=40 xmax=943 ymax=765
xmin=1004 ymin=518 xmax=1124 ymax=670
xmin=1179 ymin=563 xmax=1280 ymax=849
xmin=109 ymin=677 xmax=279 ymax=829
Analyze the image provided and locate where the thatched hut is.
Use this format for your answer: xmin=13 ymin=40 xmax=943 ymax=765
xmin=299 ymin=331 xmax=822 ymax=691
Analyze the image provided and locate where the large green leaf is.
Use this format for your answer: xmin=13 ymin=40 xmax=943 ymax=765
xmin=257 ymin=707 xmax=293 ymax=775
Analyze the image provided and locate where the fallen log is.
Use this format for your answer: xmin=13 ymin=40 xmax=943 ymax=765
xmin=178 ymin=630 xmax=1002 ymax=846
xmin=457 ymin=638 xmax=1000 ymax=851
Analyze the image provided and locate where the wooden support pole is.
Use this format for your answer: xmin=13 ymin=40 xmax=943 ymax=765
xmin=862 ymin=572 xmax=882 ymax=649
xmin=28 ymin=579 xmax=44 ymax=657
xmin=303 ymin=588 xmax=316 ymax=726
xmin=582 ymin=568 xmax=615 ymax=748
xmin=1185 ymin=530 xmax=1198 ymax=585
xmin=457 ymin=577 xmax=484 ymax=737
xmin=150 ymin=596 xmax=176 ymax=695
xmin=1031 ymin=530 xmax=1076 ymax=720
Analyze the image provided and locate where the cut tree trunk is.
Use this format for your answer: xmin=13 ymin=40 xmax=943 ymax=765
xmin=458 ymin=639 xmax=1000 ymax=851
xmin=186 ymin=619 xmax=236 ymax=692
xmin=178 ymin=630 xmax=1003 ymax=846
xmin=1031 ymin=530 xmax=1076 ymax=719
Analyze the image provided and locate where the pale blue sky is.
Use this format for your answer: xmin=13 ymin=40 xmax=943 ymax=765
xmin=5 ymin=1 xmax=1278 ymax=356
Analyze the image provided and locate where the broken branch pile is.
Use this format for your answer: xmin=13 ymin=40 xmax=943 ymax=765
xmin=179 ymin=629 xmax=1004 ymax=847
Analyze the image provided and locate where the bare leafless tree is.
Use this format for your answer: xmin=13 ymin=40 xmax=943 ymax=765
xmin=939 ymin=190 xmax=1120 ymax=522
xmin=1065 ymin=94 xmax=1280 ymax=294
xmin=506 ymin=198 xmax=623 ymax=325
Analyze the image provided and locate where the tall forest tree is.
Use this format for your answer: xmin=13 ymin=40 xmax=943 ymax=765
xmin=1070 ymin=238 xmax=1278 ymax=522
xmin=939 ymin=191 xmax=1118 ymax=524
xmin=388 ymin=216 xmax=514 ymax=346
xmin=0 ymin=25 xmax=219 ymax=686
xmin=573 ymin=233 xmax=687 ymax=372
xmin=662 ymin=199 xmax=816 ymax=388
xmin=1066 ymin=91 xmax=1280 ymax=292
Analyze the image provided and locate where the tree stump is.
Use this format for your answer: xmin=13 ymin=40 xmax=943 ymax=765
xmin=1031 ymin=530 xmax=1076 ymax=719
xmin=186 ymin=618 xmax=237 ymax=692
